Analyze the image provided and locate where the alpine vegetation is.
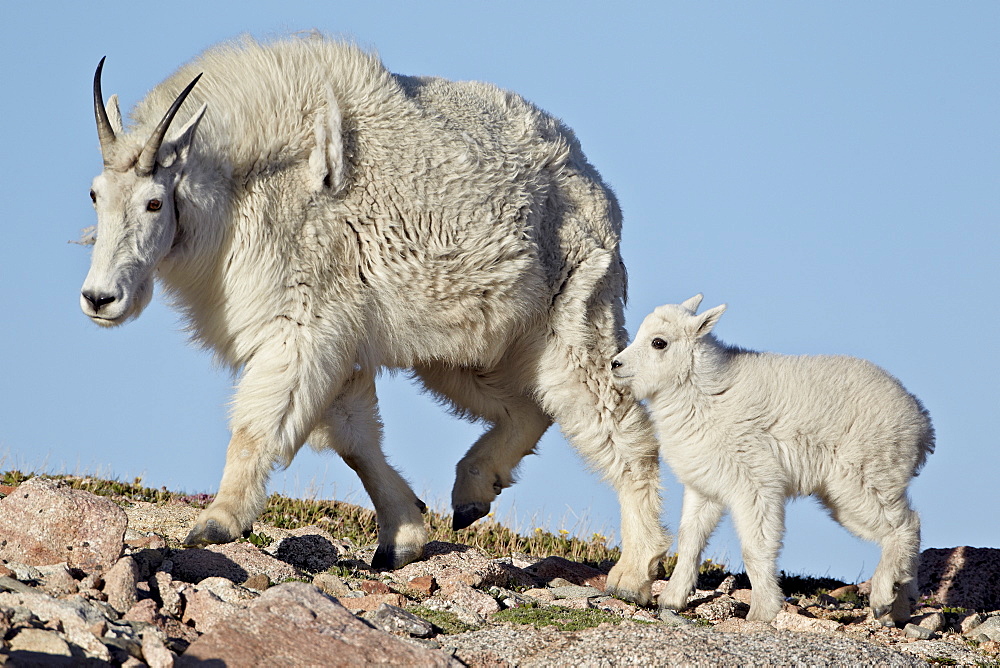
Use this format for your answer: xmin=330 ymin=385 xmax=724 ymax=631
xmin=80 ymin=34 xmax=668 ymax=601
xmin=611 ymin=295 xmax=934 ymax=623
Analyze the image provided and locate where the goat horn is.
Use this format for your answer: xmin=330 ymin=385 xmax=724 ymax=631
xmin=135 ymin=73 xmax=203 ymax=176
xmin=93 ymin=57 xmax=116 ymax=165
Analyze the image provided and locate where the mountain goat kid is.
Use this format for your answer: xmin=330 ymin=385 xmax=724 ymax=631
xmin=611 ymin=295 xmax=934 ymax=623
xmin=80 ymin=34 xmax=668 ymax=601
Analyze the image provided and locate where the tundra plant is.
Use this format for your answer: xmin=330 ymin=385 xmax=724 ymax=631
xmin=612 ymin=295 xmax=934 ymax=623
xmin=80 ymin=34 xmax=667 ymax=603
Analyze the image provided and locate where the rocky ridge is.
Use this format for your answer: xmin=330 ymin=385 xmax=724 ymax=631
xmin=1 ymin=476 xmax=998 ymax=666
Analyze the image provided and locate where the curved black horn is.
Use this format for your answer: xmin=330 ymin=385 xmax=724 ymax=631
xmin=94 ymin=57 xmax=117 ymax=165
xmin=135 ymin=73 xmax=203 ymax=176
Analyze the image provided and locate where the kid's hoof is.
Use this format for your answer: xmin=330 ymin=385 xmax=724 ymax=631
xmin=183 ymin=519 xmax=244 ymax=547
xmin=452 ymin=502 xmax=490 ymax=530
xmin=606 ymin=584 xmax=649 ymax=606
xmin=371 ymin=543 xmax=423 ymax=570
xmin=871 ymin=605 xmax=900 ymax=626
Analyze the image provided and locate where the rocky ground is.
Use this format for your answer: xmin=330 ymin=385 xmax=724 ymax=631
xmin=0 ymin=476 xmax=998 ymax=666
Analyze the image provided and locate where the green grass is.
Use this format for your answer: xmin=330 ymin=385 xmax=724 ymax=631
xmin=408 ymin=606 xmax=479 ymax=634
xmin=0 ymin=470 xmax=622 ymax=565
xmin=492 ymin=606 xmax=634 ymax=631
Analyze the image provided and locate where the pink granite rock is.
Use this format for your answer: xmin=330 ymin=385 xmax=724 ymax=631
xmin=171 ymin=541 xmax=301 ymax=584
xmin=104 ymin=556 xmax=140 ymax=613
xmin=181 ymin=586 xmax=243 ymax=633
xmin=523 ymin=555 xmax=607 ymax=589
xmin=391 ymin=541 xmax=508 ymax=589
xmin=0 ymin=478 xmax=127 ymax=572
xmin=177 ymin=582 xmax=458 ymax=666
xmin=439 ymin=579 xmax=501 ymax=617
xmin=773 ymin=611 xmax=845 ymax=634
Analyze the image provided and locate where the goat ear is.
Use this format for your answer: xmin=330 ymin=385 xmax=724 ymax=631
xmin=158 ymin=103 xmax=207 ymax=169
xmin=308 ymin=87 xmax=346 ymax=194
xmin=106 ymin=95 xmax=124 ymax=134
xmin=681 ymin=294 xmax=703 ymax=313
xmin=695 ymin=304 xmax=726 ymax=337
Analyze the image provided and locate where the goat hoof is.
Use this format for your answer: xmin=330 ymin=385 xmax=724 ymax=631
xmin=183 ymin=519 xmax=240 ymax=547
xmin=605 ymin=583 xmax=650 ymax=607
xmin=372 ymin=543 xmax=423 ymax=570
xmin=452 ymin=502 xmax=490 ymax=530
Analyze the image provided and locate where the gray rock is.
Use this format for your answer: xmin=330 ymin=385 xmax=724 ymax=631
xmin=912 ymin=611 xmax=945 ymax=633
xmin=368 ymin=603 xmax=435 ymax=637
xmin=959 ymin=612 xmax=984 ymax=634
xmin=5 ymin=561 xmax=44 ymax=582
xmin=9 ymin=627 xmax=73 ymax=656
xmin=421 ymin=597 xmax=486 ymax=626
xmin=903 ymin=623 xmax=934 ymax=640
xmin=659 ymin=608 xmax=695 ymax=626
xmin=0 ymin=574 xmax=35 ymax=594
xmin=896 ymin=639 xmax=981 ymax=665
xmin=716 ymin=574 xmax=737 ymax=595
xmin=0 ymin=589 xmax=114 ymax=627
xmin=968 ymin=614 xmax=1000 ymax=642
xmin=694 ymin=594 xmax=748 ymax=622
xmin=313 ymin=571 xmax=352 ymax=597
xmin=550 ymin=584 xmax=602 ymax=599
xmin=446 ymin=622 xmax=927 ymax=667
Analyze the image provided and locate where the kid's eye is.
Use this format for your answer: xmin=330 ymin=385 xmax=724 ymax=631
xmin=147 ymin=199 xmax=163 ymax=212
xmin=651 ymin=338 xmax=668 ymax=350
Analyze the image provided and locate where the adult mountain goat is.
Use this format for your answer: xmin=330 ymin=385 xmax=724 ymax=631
xmin=81 ymin=34 xmax=667 ymax=599
xmin=611 ymin=295 xmax=934 ymax=623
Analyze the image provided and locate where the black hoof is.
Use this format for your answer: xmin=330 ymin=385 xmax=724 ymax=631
xmin=452 ymin=502 xmax=490 ymax=530
xmin=183 ymin=519 xmax=239 ymax=547
xmin=605 ymin=584 xmax=648 ymax=607
xmin=372 ymin=543 xmax=397 ymax=570
xmin=371 ymin=543 xmax=424 ymax=570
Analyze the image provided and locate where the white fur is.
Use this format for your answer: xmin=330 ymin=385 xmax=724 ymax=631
xmin=612 ymin=295 xmax=934 ymax=622
xmin=82 ymin=33 xmax=668 ymax=587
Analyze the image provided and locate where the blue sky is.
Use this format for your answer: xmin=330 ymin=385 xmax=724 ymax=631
xmin=1 ymin=2 xmax=997 ymax=583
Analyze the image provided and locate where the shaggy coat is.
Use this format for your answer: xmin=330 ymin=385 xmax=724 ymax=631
xmin=612 ymin=295 xmax=934 ymax=622
xmin=82 ymin=34 xmax=667 ymax=598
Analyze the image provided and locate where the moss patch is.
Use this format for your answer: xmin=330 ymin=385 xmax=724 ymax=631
xmin=492 ymin=606 xmax=630 ymax=631
xmin=408 ymin=606 xmax=479 ymax=635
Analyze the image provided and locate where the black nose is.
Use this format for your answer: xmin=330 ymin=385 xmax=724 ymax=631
xmin=82 ymin=290 xmax=116 ymax=310
xmin=611 ymin=359 xmax=623 ymax=369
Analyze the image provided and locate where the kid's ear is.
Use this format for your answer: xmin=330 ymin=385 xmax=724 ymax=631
xmin=681 ymin=294 xmax=703 ymax=313
xmin=158 ymin=102 xmax=208 ymax=168
xmin=106 ymin=94 xmax=124 ymax=134
xmin=695 ymin=304 xmax=726 ymax=337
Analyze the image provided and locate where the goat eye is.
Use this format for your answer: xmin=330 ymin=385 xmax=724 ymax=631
xmin=89 ymin=190 xmax=97 ymax=203
xmin=147 ymin=199 xmax=163 ymax=212
xmin=651 ymin=338 xmax=668 ymax=350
